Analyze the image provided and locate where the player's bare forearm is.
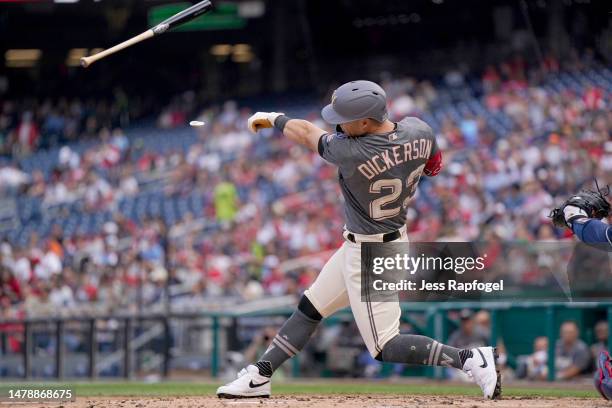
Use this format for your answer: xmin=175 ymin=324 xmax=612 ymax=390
xmin=282 ymin=119 xmax=326 ymax=152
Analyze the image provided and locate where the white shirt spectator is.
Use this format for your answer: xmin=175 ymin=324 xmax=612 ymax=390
xmin=119 ymin=175 xmax=139 ymax=196
xmin=34 ymin=251 xmax=62 ymax=280
xmin=59 ymin=146 xmax=80 ymax=169
xmin=49 ymin=285 xmax=75 ymax=308
xmin=13 ymin=256 xmax=32 ymax=282
xmin=0 ymin=166 xmax=30 ymax=188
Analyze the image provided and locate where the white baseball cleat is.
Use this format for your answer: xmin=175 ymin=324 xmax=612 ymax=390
xmin=462 ymin=347 xmax=502 ymax=399
xmin=216 ymin=364 xmax=271 ymax=399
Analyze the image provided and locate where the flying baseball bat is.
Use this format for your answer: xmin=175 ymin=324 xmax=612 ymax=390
xmin=81 ymin=0 xmax=213 ymax=68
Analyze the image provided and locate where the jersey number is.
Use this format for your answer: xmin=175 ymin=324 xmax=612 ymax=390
xmin=369 ymin=165 xmax=425 ymax=221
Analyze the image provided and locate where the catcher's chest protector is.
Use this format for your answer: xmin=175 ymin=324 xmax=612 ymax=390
xmin=595 ymin=350 xmax=612 ymax=400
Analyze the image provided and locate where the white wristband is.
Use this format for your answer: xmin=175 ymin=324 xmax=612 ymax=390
xmin=563 ymin=205 xmax=588 ymax=223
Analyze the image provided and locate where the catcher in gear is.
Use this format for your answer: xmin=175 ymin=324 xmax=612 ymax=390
xmin=549 ymin=180 xmax=611 ymax=247
xmin=552 ymin=182 xmax=612 ymax=401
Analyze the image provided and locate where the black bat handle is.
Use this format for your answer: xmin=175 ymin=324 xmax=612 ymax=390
xmin=152 ymin=0 xmax=213 ymax=35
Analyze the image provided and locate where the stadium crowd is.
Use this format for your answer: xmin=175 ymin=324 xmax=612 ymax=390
xmin=0 ymin=52 xmax=609 ymax=327
xmin=0 ymin=88 xmax=159 ymax=157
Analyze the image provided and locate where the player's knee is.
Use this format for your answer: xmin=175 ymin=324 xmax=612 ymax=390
xmin=298 ymin=295 xmax=323 ymax=321
xmin=377 ymin=334 xmax=400 ymax=362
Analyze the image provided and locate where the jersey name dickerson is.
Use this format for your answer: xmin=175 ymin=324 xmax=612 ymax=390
xmin=357 ymin=137 xmax=433 ymax=180
xmin=318 ymin=116 xmax=438 ymax=235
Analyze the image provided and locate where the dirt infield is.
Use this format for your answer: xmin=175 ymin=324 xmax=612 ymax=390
xmin=5 ymin=395 xmax=605 ymax=408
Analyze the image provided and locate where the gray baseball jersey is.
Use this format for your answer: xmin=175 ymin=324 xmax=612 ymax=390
xmin=318 ymin=117 xmax=438 ymax=235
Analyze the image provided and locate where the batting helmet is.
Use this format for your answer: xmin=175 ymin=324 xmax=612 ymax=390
xmin=321 ymin=80 xmax=388 ymax=125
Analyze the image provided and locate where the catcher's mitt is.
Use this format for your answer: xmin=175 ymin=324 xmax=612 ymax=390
xmin=549 ymin=180 xmax=611 ymax=228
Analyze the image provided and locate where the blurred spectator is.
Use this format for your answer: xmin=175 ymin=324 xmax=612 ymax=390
xmin=15 ymin=111 xmax=39 ymax=155
xmin=327 ymin=320 xmax=365 ymax=377
xmin=214 ymin=180 xmax=239 ymax=224
xmin=520 ymin=336 xmax=550 ymax=380
xmin=234 ymin=326 xmax=287 ymax=380
xmin=591 ymin=321 xmax=609 ymax=362
xmin=448 ymin=309 xmax=489 ymax=350
xmin=556 ymin=321 xmax=591 ymax=380
xmin=446 ymin=309 xmax=489 ymax=381
xmin=474 ymin=310 xmax=492 ymax=342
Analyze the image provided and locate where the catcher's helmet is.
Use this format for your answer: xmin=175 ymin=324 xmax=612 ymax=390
xmin=595 ymin=350 xmax=612 ymax=400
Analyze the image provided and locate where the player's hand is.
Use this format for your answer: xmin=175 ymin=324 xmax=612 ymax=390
xmin=551 ymin=204 xmax=587 ymax=228
xmin=549 ymin=183 xmax=611 ymax=228
xmin=247 ymin=112 xmax=284 ymax=134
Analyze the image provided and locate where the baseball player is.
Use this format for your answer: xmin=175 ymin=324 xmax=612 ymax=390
xmin=550 ymin=185 xmax=611 ymax=400
xmin=217 ymin=80 xmax=501 ymax=399
xmin=550 ymin=182 xmax=611 ymax=247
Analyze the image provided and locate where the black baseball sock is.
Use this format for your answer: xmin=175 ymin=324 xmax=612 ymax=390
xmin=255 ymin=296 xmax=322 ymax=377
xmin=381 ymin=334 xmax=472 ymax=369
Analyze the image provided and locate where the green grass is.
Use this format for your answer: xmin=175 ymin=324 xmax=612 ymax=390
xmin=0 ymin=382 xmax=600 ymax=399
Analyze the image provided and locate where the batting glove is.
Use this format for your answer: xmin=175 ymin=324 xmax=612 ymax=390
xmin=247 ymin=112 xmax=284 ymax=134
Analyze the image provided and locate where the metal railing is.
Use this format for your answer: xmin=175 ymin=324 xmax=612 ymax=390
xmin=1 ymin=301 xmax=611 ymax=381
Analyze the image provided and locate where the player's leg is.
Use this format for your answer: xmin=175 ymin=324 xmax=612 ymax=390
xmin=341 ymin=238 xmax=455 ymax=364
xmin=217 ymin=244 xmax=350 ymax=398
xmin=342 ymin=238 xmax=501 ymax=399
xmin=253 ymin=243 xmax=350 ymax=375
xmin=216 ymin=295 xmax=322 ymax=399
xmin=251 ymin=295 xmax=323 ymax=376
xmin=380 ymin=335 xmax=501 ymax=399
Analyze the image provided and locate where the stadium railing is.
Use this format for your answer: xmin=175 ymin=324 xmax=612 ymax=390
xmin=1 ymin=300 xmax=611 ymax=382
